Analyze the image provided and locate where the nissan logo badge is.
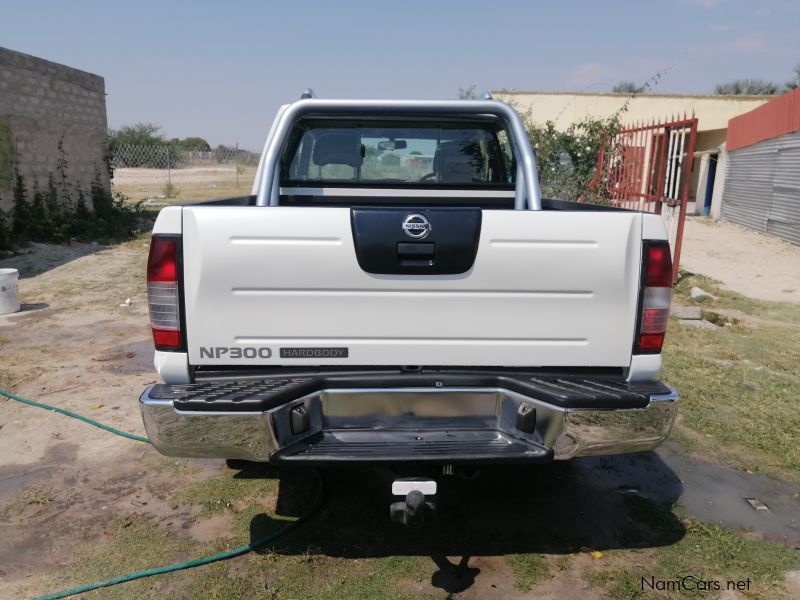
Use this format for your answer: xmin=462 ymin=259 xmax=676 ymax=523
xmin=402 ymin=213 xmax=431 ymax=239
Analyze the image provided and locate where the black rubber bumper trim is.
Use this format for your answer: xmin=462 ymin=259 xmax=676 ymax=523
xmin=148 ymin=369 xmax=671 ymax=413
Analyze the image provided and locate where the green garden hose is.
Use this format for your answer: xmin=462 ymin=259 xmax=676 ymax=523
xmin=0 ymin=387 xmax=323 ymax=600
xmin=0 ymin=388 xmax=150 ymax=443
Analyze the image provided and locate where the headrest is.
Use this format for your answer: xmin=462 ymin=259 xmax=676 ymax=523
xmin=312 ymin=132 xmax=363 ymax=167
xmin=434 ymin=141 xmax=482 ymax=183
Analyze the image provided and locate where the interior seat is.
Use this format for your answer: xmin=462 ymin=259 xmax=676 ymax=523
xmin=433 ymin=140 xmax=483 ymax=183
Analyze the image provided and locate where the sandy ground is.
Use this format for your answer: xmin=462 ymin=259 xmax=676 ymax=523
xmin=0 ymin=239 xmax=226 ymax=596
xmin=680 ymin=217 xmax=800 ymax=303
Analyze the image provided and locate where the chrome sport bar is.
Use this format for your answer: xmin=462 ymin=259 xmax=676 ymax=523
xmin=254 ymin=99 xmax=542 ymax=210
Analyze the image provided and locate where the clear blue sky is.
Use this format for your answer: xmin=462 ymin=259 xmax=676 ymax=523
xmin=2 ymin=0 xmax=798 ymax=149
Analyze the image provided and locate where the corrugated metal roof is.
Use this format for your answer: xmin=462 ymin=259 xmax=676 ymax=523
xmin=721 ymin=131 xmax=800 ymax=246
xmin=727 ymin=88 xmax=800 ymax=151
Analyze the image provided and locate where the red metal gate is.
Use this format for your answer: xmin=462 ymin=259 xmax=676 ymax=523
xmin=595 ymin=116 xmax=698 ymax=282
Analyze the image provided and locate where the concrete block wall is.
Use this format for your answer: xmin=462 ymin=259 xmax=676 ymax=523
xmin=0 ymin=46 xmax=110 ymax=213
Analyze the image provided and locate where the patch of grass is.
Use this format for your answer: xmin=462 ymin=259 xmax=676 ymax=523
xmin=184 ymin=566 xmax=261 ymax=600
xmin=675 ymin=272 xmax=799 ymax=323
xmin=22 ymin=488 xmax=53 ymax=505
xmin=587 ymin=498 xmax=800 ymax=599
xmin=141 ymin=456 xmax=203 ymax=482
xmin=161 ymin=181 xmax=180 ymax=198
xmin=180 ymin=469 xmax=279 ymax=516
xmin=586 ymin=567 xmax=645 ymax=599
xmin=505 ymin=553 xmax=551 ymax=590
xmin=700 ymin=309 xmax=738 ymax=327
xmin=0 ymin=369 xmax=11 ymax=389
xmin=248 ymin=553 xmax=434 ymax=600
xmin=663 ymin=273 xmax=800 ymax=481
xmin=39 ymin=517 xmax=199 ymax=600
xmin=553 ymin=555 xmax=572 ymax=571
xmin=651 ymin=517 xmax=800 ymax=599
xmin=663 ymin=321 xmax=800 ymax=479
xmin=231 ymin=501 xmax=294 ymax=540
xmin=585 ymin=568 xmax=611 ymax=587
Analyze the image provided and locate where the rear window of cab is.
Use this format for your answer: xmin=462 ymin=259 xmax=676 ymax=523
xmin=281 ymin=119 xmax=515 ymax=188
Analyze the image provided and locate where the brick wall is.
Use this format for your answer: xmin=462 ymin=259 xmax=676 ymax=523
xmin=0 ymin=46 xmax=110 ymax=213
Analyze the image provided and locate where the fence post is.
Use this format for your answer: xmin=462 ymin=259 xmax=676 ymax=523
xmin=166 ymin=146 xmax=171 ymax=184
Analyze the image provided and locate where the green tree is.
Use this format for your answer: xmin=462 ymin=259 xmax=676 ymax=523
xmin=108 ymin=122 xmax=165 ymax=151
xmin=171 ymin=137 xmax=211 ymax=151
xmin=786 ymin=63 xmax=800 ymax=91
xmin=458 ymin=84 xmax=477 ymax=99
xmin=612 ymin=81 xmax=640 ymax=93
xmin=713 ymin=79 xmax=779 ymax=95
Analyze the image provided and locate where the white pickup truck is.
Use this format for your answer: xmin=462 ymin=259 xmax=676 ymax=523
xmin=140 ymin=93 xmax=677 ymax=481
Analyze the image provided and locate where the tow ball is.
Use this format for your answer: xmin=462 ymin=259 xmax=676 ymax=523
xmin=389 ymin=478 xmax=437 ymax=527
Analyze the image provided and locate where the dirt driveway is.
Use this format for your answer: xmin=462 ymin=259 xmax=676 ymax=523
xmin=680 ymin=217 xmax=800 ymax=303
xmin=1 ymin=238 xmax=799 ymax=599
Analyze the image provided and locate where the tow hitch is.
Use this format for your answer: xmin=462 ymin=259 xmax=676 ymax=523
xmin=390 ymin=478 xmax=437 ymax=527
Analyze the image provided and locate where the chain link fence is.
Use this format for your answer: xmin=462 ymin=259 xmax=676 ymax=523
xmin=111 ymin=144 xmax=260 ymax=198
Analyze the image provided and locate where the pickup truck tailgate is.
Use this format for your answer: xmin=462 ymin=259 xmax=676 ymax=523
xmin=181 ymin=206 xmax=643 ymax=368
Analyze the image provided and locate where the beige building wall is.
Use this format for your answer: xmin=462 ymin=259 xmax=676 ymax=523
xmin=495 ymin=91 xmax=769 ymax=151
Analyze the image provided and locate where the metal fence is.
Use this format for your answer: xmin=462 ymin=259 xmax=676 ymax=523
xmin=594 ymin=115 xmax=698 ymax=282
xmin=111 ymin=144 xmax=260 ymax=189
xmin=721 ymin=131 xmax=800 ymax=246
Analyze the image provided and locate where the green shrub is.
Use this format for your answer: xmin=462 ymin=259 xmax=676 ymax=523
xmin=5 ymin=171 xmax=144 ymax=248
xmin=86 ymin=174 xmax=145 ymax=242
xmin=11 ymin=170 xmax=31 ymax=239
xmin=29 ymin=180 xmax=49 ymax=240
xmin=0 ymin=208 xmax=10 ymax=251
xmin=45 ymin=175 xmax=67 ymax=238
xmin=0 ymin=116 xmax=13 ymax=190
xmin=161 ymin=181 xmax=179 ymax=198
xmin=524 ymin=116 xmax=621 ymax=203
xmin=4 ymin=132 xmax=145 ymax=249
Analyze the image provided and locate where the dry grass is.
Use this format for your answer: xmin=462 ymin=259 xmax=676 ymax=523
xmin=114 ymin=166 xmax=257 ymax=206
xmin=663 ymin=273 xmax=800 ymax=482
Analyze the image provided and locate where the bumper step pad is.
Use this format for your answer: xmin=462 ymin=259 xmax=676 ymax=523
xmin=271 ymin=430 xmax=552 ymax=464
xmin=149 ymin=377 xmax=315 ymax=411
xmin=148 ymin=370 xmax=672 ymax=412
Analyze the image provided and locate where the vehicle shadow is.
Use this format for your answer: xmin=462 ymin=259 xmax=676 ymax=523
xmin=0 ymin=242 xmax=105 ymax=279
xmin=240 ymin=451 xmax=685 ymax=592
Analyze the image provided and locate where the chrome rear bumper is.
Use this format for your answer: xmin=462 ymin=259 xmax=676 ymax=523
xmin=140 ymin=385 xmax=678 ymax=463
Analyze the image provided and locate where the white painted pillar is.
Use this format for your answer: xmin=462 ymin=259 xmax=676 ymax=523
xmin=693 ymin=154 xmax=711 ymax=216
xmin=710 ymin=143 xmax=727 ymax=220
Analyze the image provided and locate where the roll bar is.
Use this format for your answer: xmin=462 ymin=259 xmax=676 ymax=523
xmin=255 ymin=99 xmax=542 ymax=210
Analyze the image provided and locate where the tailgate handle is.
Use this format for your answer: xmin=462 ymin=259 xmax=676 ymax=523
xmin=397 ymin=242 xmax=435 ymax=267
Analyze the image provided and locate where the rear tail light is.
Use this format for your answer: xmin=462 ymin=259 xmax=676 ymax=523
xmin=147 ymin=236 xmax=183 ymax=350
xmin=635 ymin=240 xmax=672 ymax=354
